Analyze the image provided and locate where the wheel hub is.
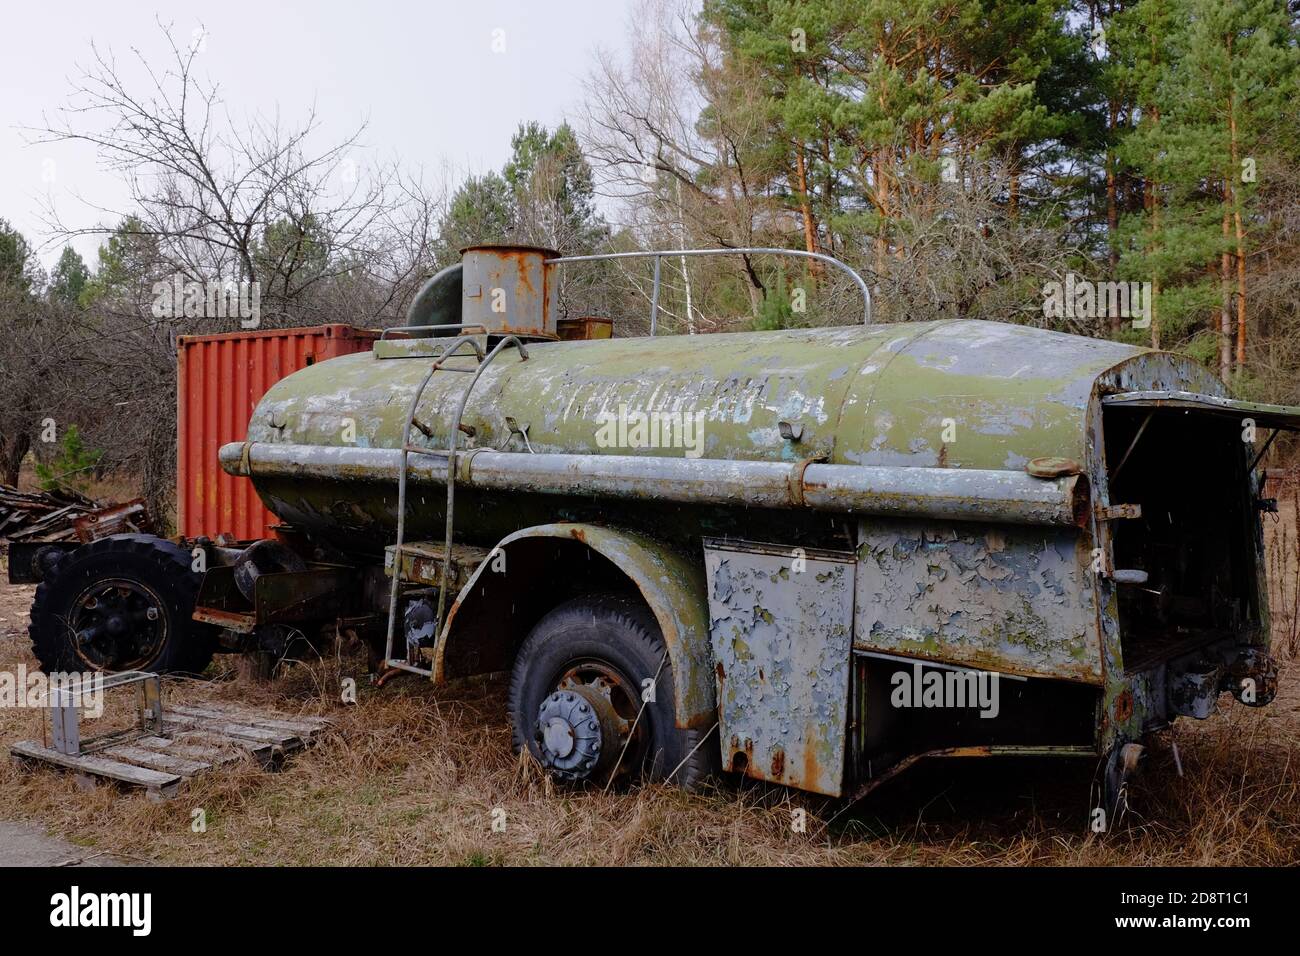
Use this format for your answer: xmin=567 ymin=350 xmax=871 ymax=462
xmin=535 ymin=685 xmax=624 ymax=782
xmin=541 ymin=715 xmax=577 ymax=758
xmin=70 ymin=579 xmax=167 ymax=670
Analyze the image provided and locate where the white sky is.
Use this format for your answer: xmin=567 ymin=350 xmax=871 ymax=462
xmin=0 ymin=0 xmax=637 ymax=270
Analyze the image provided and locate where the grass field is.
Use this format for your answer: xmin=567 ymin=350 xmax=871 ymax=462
xmin=1 ymin=501 xmax=1297 ymax=866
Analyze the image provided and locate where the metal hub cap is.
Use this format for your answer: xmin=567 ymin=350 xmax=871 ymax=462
xmin=70 ymin=579 xmax=167 ymax=670
xmin=541 ymin=715 xmax=577 ymax=758
xmin=533 ymin=661 xmax=647 ymax=785
xmin=536 ymin=689 xmax=610 ymax=780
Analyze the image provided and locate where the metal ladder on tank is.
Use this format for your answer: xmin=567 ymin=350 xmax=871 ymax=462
xmin=380 ymin=324 xmax=531 ymax=677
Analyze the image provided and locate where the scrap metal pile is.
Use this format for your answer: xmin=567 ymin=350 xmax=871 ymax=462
xmin=0 ymin=485 xmax=97 ymax=542
xmin=0 ymin=486 xmax=151 ymax=544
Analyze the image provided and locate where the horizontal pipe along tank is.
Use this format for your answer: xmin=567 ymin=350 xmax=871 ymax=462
xmin=220 ymin=308 xmax=1225 ymax=554
xmin=177 ymin=324 xmax=379 ymax=540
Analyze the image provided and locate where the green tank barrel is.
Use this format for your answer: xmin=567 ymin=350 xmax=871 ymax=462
xmin=219 ymin=256 xmax=1222 ymax=553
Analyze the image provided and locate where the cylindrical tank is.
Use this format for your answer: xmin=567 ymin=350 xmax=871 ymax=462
xmin=222 ymin=312 xmax=1221 ymax=556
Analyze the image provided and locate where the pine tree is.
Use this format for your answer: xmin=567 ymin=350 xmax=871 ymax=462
xmin=1116 ymin=0 xmax=1298 ymax=381
xmin=79 ymin=216 xmax=165 ymax=308
xmin=703 ymin=0 xmax=1081 ymax=315
xmin=436 ymin=172 xmax=517 ymax=267
xmin=35 ymin=424 xmax=102 ymax=494
xmin=49 ymin=246 xmax=90 ymax=305
xmin=0 ymin=218 xmax=37 ymax=295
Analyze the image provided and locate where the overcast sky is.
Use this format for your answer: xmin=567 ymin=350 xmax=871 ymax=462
xmin=0 ymin=0 xmax=637 ymax=269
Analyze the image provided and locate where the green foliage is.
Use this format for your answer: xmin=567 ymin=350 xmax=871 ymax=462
xmin=255 ymin=213 xmax=330 ymax=297
xmin=35 ymin=424 xmax=102 ymax=493
xmin=1114 ymin=0 xmax=1299 ymax=365
xmin=0 ymin=218 xmax=36 ymax=295
xmin=437 ymin=172 xmax=516 ymax=265
xmin=504 ymin=122 xmax=594 ymax=215
xmin=703 ymin=0 xmax=1079 ymax=229
xmin=752 ymin=272 xmax=798 ymax=331
xmin=437 ymin=121 xmax=606 ymax=262
xmin=48 ymin=246 xmax=89 ymax=305
xmin=79 ymin=216 xmax=162 ymax=306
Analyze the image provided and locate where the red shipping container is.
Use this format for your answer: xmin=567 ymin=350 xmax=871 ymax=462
xmin=176 ymin=324 xmax=380 ymax=541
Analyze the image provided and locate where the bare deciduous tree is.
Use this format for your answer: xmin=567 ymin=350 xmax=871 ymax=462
xmin=30 ymin=20 xmax=406 ymax=327
xmin=581 ymin=0 xmax=784 ymax=323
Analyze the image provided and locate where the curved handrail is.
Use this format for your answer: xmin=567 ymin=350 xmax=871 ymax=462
xmin=547 ymin=247 xmax=872 ymax=332
xmin=379 ymin=322 xmax=487 ymax=341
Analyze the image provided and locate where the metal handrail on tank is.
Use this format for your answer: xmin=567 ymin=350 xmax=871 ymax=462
xmin=547 ymin=248 xmax=872 ymax=334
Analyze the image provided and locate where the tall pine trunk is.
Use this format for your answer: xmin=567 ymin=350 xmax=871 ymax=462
xmin=1147 ymin=167 xmax=1161 ymax=349
xmin=1106 ymin=97 xmax=1121 ymax=335
xmin=1228 ymin=80 xmax=1247 ymax=369
xmin=1220 ymin=179 xmax=1234 ymax=384
xmin=794 ymin=143 xmax=821 ymax=277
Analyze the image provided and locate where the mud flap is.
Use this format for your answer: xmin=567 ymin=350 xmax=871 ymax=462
xmin=1102 ymin=741 xmax=1145 ymax=828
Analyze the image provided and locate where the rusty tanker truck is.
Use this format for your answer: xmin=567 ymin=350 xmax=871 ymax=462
xmin=22 ymin=245 xmax=1295 ymax=811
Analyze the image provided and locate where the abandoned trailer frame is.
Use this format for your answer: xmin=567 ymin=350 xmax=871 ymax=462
xmin=13 ymin=244 xmax=1292 ymax=815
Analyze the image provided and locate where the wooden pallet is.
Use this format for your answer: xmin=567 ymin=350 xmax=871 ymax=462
xmin=10 ymin=702 xmax=331 ymax=802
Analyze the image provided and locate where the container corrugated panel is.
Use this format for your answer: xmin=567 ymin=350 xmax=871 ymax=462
xmin=177 ymin=325 xmax=380 ymax=541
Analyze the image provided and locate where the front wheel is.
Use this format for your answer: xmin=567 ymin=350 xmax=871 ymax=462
xmin=507 ymin=593 xmax=716 ymax=790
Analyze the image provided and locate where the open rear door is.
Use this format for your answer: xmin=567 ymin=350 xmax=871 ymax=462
xmin=1100 ymin=389 xmax=1290 ymax=674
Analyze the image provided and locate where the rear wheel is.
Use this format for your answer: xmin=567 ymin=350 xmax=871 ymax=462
xmin=28 ymin=534 xmax=216 ymax=675
xmin=507 ymin=593 xmax=716 ymax=790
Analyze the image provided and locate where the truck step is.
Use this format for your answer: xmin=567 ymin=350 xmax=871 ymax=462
xmin=383 ymin=541 xmax=494 ymax=589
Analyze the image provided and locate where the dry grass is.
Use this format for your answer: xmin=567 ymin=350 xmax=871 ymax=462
xmin=1 ymin=506 xmax=1298 ymax=866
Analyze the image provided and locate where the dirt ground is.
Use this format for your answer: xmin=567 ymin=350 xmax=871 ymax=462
xmin=1 ymin=507 xmax=1298 ymax=866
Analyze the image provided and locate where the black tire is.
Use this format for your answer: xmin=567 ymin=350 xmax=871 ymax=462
xmin=507 ymin=592 xmax=717 ymax=791
xmin=28 ymin=534 xmax=216 ymax=675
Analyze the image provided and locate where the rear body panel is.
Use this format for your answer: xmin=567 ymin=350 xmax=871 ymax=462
xmin=855 ymin=519 xmax=1101 ymax=684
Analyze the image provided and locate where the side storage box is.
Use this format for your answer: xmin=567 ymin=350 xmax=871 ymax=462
xmin=704 ymin=538 xmax=856 ymax=796
xmin=177 ymin=325 xmax=380 ymax=541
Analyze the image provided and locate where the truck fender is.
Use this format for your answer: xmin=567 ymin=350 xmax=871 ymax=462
xmin=432 ymin=523 xmax=716 ymax=730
